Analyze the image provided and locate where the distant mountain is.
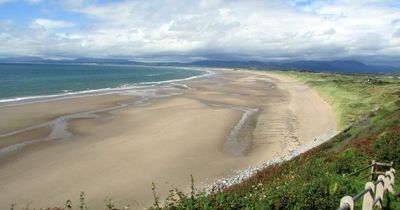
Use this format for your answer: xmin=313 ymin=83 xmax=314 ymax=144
xmin=282 ymin=60 xmax=370 ymax=72
xmin=0 ymin=56 xmax=398 ymax=74
xmin=188 ymin=60 xmax=268 ymax=69
xmin=277 ymin=60 xmax=398 ymax=74
xmin=184 ymin=60 xmax=399 ymax=74
xmin=61 ymin=57 xmax=142 ymax=65
xmin=0 ymin=56 xmax=141 ymax=65
xmin=0 ymin=56 xmax=46 ymax=63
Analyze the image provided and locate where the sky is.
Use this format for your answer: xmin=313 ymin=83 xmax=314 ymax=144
xmin=0 ymin=0 xmax=399 ymax=65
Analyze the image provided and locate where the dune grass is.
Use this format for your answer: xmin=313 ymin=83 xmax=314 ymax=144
xmin=276 ymin=71 xmax=400 ymax=129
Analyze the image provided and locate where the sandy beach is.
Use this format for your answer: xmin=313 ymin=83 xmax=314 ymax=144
xmin=0 ymin=69 xmax=336 ymax=209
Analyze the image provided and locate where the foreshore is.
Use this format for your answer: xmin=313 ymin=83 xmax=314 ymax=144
xmin=0 ymin=69 xmax=337 ymax=209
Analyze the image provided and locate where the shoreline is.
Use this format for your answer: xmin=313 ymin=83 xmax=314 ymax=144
xmin=0 ymin=68 xmax=216 ymax=152
xmin=0 ymin=68 xmax=337 ymax=209
xmin=0 ymin=66 xmax=214 ymax=107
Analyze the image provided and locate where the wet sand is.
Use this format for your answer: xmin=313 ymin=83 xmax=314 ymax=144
xmin=0 ymin=69 xmax=336 ymax=209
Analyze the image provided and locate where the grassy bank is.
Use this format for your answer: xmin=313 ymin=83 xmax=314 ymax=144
xmin=276 ymin=71 xmax=400 ymax=129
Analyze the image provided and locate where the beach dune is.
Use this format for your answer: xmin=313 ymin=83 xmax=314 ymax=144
xmin=0 ymin=69 xmax=336 ymax=209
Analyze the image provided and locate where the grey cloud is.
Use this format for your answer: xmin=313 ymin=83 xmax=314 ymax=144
xmin=392 ymin=19 xmax=400 ymax=25
xmin=393 ymin=28 xmax=400 ymax=38
xmin=0 ymin=20 xmax=13 ymax=31
xmin=322 ymin=28 xmax=336 ymax=35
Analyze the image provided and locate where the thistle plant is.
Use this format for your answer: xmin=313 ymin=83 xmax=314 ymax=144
xmin=65 ymin=200 xmax=72 ymax=210
xmin=151 ymin=182 xmax=160 ymax=210
xmin=79 ymin=192 xmax=88 ymax=210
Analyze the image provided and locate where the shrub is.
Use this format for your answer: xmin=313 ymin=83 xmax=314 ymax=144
xmin=372 ymin=129 xmax=400 ymax=168
xmin=262 ymin=158 xmax=362 ymax=210
xmin=331 ymin=149 xmax=368 ymax=175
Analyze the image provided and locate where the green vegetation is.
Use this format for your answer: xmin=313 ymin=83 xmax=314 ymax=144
xmin=10 ymin=71 xmax=400 ymax=209
xmin=373 ymin=129 xmax=400 ymax=168
xmin=277 ymin=71 xmax=400 ymax=129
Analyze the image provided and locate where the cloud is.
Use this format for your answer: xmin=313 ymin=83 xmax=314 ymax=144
xmin=394 ymin=29 xmax=400 ymax=38
xmin=29 ymin=18 xmax=74 ymax=30
xmin=322 ymin=28 xmax=336 ymax=35
xmin=0 ymin=0 xmax=399 ymax=64
xmin=0 ymin=20 xmax=13 ymax=30
xmin=199 ymin=0 xmax=223 ymax=10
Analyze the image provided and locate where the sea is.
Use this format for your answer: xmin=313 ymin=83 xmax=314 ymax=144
xmin=0 ymin=63 xmax=208 ymax=104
